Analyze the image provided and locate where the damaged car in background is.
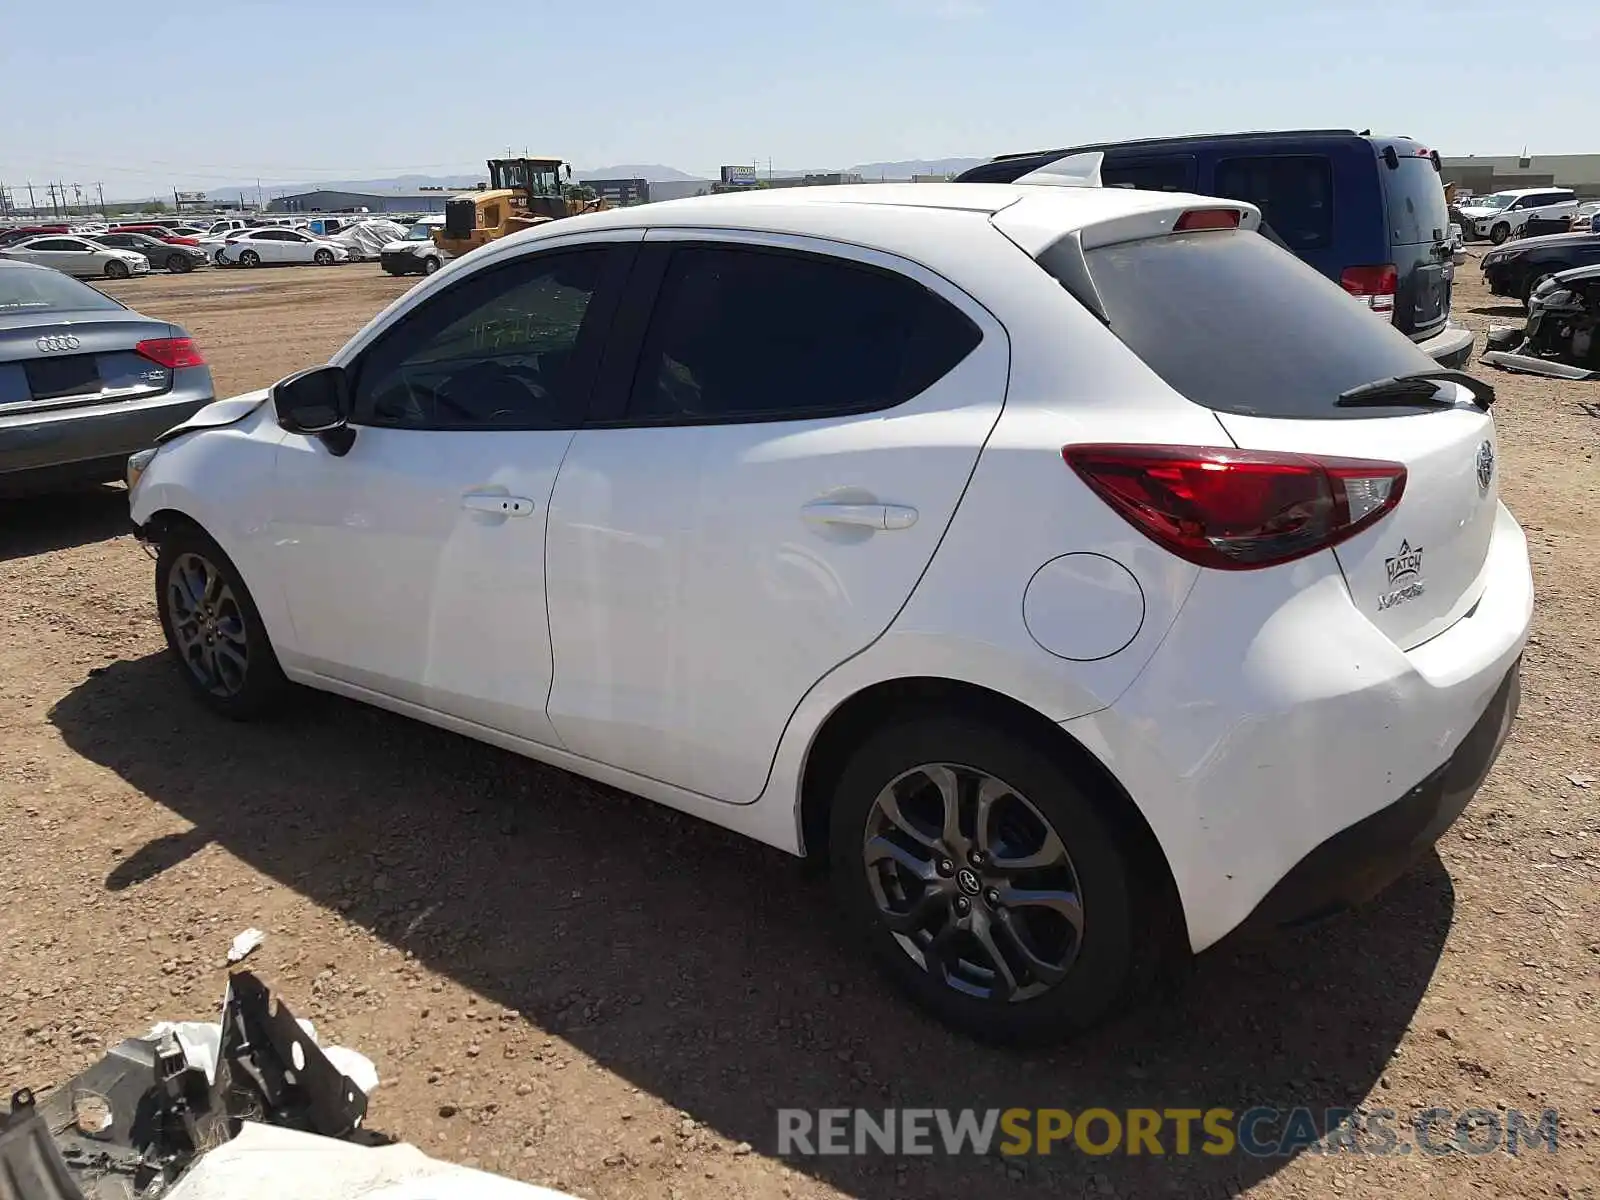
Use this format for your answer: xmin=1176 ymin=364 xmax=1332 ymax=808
xmin=1482 ymin=262 xmax=1600 ymax=380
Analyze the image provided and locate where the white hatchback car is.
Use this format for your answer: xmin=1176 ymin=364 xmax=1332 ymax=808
xmin=127 ymin=182 xmax=1532 ymax=1044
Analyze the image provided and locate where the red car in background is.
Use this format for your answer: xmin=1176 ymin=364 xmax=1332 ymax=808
xmin=0 ymin=225 xmax=70 ymax=247
xmin=110 ymin=223 xmax=202 ymax=247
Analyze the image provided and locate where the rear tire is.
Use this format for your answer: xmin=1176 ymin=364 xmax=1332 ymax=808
xmin=1489 ymin=223 xmax=1511 ymax=245
xmin=827 ymin=711 xmax=1166 ymax=1045
xmin=314 ymin=248 xmax=335 ymax=266
xmin=239 ymin=249 xmax=260 ymax=268
xmin=103 ymin=259 xmax=130 ymax=280
xmin=155 ymin=523 xmax=290 ymax=720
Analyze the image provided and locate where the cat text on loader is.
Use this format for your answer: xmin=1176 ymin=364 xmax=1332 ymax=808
xmin=432 ymin=157 xmax=607 ymax=258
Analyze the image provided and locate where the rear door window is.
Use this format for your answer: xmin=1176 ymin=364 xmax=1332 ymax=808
xmin=1213 ymin=155 xmax=1334 ymax=251
xmin=1380 ymin=157 xmax=1450 ymax=245
xmin=625 ymin=245 xmax=981 ymax=423
xmin=1067 ymin=229 xmax=1437 ymax=419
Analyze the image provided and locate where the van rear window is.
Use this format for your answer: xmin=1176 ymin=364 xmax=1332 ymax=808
xmin=1382 ymin=157 xmax=1450 ymax=245
xmin=1213 ymin=155 xmax=1333 ymax=251
xmin=1067 ymin=229 xmax=1440 ymax=419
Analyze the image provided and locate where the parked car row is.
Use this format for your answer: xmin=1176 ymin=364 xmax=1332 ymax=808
xmin=117 ymin=133 xmax=1531 ymax=1044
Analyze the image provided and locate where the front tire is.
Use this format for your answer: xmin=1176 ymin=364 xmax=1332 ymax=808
xmin=104 ymin=259 xmax=130 ymax=280
xmin=1489 ymin=222 xmax=1511 ymax=245
xmin=167 ymin=253 xmax=192 ymax=274
xmin=155 ymin=524 xmax=290 ymax=720
xmin=828 ymin=712 xmax=1163 ymax=1045
xmin=314 ymin=248 xmax=335 ymax=266
xmin=423 ymin=256 xmax=441 ymax=275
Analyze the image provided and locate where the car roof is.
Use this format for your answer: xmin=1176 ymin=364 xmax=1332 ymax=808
xmin=1482 ymin=186 xmax=1575 ymax=198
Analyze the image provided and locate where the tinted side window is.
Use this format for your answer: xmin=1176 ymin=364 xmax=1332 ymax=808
xmin=352 ymin=249 xmax=606 ymax=430
xmin=33 ymin=239 xmax=79 ymax=251
xmin=1380 ymin=157 xmax=1450 ymax=245
xmin=1101 ymin=156 xmax=1194 ymax=192
xmin=1213 ymin=155 xmax=1334 ymax=251
xmin=627 ymin=246 xmax=980 ymax=423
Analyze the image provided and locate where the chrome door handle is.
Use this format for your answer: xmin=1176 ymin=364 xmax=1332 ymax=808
xmin=462 ymin=493 xmax=534 ymax=516
xmin=802 ymin=501 xmax=919 ymax=531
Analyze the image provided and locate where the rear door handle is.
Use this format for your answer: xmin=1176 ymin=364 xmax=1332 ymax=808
xmin=802 ymin=501 xmax=919 ymax=531
xmin=462 ymin=492 xmax=534 ymax=516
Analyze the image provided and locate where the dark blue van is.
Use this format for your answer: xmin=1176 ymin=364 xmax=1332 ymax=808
xmin=956 ymin=130 xmax=1472 ymax=368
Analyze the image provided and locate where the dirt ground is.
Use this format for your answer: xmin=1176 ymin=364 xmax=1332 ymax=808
xmin=1 ymin=259 xmax=1596 ymax=1200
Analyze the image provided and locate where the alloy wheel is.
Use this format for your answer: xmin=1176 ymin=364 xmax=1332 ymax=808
xmin=862 ymin=763 xmax=1084 ymax=1002
xmin=166 ymin=552 xmax=249 ymax=697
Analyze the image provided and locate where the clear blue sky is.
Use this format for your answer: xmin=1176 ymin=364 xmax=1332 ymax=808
xmin=2 ymin=0 xmax=1595 ymax=199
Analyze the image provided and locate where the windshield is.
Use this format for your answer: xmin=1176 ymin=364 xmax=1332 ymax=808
xmin=405 ymin=223 xmax=435 ymax=241
xmin=1066 ymin=229 xmax=1439 ymax=419
xmin=1470 ymin=194 xmax=1515 ymax=211
xmin=0 ymin=266 xmax=124 ymax=314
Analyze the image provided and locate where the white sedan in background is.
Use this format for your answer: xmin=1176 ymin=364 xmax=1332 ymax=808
xmin=216 ymin=228 xmax=351 ymax=268
xmin=0 ymin=235 xmax=150 ymax=279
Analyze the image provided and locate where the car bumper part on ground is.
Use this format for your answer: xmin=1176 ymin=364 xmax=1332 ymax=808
xmin=0 ymin=375 xmax=213 ymax=492
xmin=1234 ymin=656 xmax=1521 ymax=933
xmin=1063 ymin=502 xmax=1533 ymax=952
xmin=1415 ymin=322 xmax=1475 ymax=369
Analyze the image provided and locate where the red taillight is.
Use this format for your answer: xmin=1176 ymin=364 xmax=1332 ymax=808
xmin=135 ymin=337 xmax=206 ymax=369
xmin=1174 ymin=208 xmax=1242 ymax=232
xmin=1340 ymin=264 xmax=1398 ymax=320
xmin=1062 ymin=444 xmax=1406 ymax=570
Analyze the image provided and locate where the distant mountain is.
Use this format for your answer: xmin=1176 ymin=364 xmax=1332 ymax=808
xmin=577 ymin=164 xmax=701 ymax=183
xmin=846 ymin=157 xmax=987 ymax=179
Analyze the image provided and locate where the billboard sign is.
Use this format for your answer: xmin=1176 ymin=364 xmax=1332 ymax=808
xmin=720 ymin=165 xmax=759 ymax=187
xmin=174 ymin=191 xmax=207 ymax=203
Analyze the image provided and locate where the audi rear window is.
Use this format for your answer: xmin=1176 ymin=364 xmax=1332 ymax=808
xmin=1067 ymin=230 xmax=1439 ymax=419
xmin=0 ymin=267 xmax=123 ymax=314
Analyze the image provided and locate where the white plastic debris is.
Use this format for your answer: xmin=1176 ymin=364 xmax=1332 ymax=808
xmin=164 ymin=1122 xmax=582 ymax=1200
xmin=227 ymin=928 xmax=266 ymax=963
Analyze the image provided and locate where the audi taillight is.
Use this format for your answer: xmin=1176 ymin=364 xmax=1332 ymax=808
xmin=1340 ymin=264 xmax=1398 ymax=320
xmin=1063 ymin=444 xmax=1406 ymax=570
xmin=135 ymin=337 xmax=206 ymax=369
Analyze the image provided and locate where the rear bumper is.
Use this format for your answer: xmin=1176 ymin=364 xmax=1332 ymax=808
xmin=1235 ymin=657 xmax=1520 ymax=932
xmin=0 ymin=374 xmax=213 ymax=491
xmin=1064 ymin=502 xmax=1533 ymax=951
xmin=1415 ymin=322 xmax=1474 ymax=368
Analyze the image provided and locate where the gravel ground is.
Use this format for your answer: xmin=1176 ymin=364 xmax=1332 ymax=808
xmin=0 ymin=258 xmax=1596 ymax=1200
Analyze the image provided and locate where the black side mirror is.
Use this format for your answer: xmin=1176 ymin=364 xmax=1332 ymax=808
xmin=272 ymin=365 xmax=356 ymax=456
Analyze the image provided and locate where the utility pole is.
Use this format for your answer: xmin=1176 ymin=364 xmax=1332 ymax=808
xmin=25 ymin=181 xmax=37 ymax=216
xmin=95 ymin=182 xmax=106 ymax=216
xmin=45 ymin=182 xmax=58 ymax=219
xmin=72 ymin=183 xmax=85 ymax=215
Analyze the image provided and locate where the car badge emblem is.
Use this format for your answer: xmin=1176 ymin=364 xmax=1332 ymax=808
xmin=36 ymin=334 xmax=80 ymax=353
xmin=1380 ymin=540 xmax=1426 ymax=611
xmin=1476 ymin=441 xmax=1495 ymax=493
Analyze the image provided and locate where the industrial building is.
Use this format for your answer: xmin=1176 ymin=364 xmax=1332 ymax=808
xmin=580 ymin=178 xmax=651 ymax=206
xmin=266 ymin=189 xmax=454 ymax=214
xmin=1441 ymin=153 xmax=1600 ymax=199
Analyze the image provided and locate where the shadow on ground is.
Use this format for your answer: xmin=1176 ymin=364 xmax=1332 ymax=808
xmin=52 ymin=654 xmax=1453 ymax=1199
xmin=0 ymin=486 xmax=129 ymax=562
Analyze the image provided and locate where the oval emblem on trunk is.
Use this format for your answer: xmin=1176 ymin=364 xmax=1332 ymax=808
xmin=1476 ymin=441 xmax=1495 ymax=493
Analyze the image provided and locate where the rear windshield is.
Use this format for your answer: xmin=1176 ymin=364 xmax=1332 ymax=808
xmin=1382 ymin=157 xmax=1450 ymax=245
xmin=1071 ymin=230 xmax=1437 ymax=419
xmin=0 ymin=267 xmax=123 ymax=314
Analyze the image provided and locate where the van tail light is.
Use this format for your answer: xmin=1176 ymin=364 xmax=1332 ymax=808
xmin=1062 ymin=444 xmax=1406 ymax=570
xmin=1174 ymin=208 xmax=1242 ymax=232
xmin=1340 ymin=264 xmax=1398 ymax=320
xmin=135 ymin=337 xmax=207 ymax=369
